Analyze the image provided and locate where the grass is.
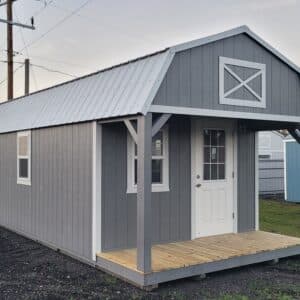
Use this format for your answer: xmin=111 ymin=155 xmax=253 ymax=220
xmin=260 ymin=199 xmax=300 ymax=238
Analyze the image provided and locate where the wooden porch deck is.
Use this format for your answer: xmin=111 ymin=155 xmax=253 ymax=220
xmin=96 ymin=231 xmax=300 ymax=287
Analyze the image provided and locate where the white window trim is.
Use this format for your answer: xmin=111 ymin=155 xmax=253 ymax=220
xmin=17 ymin=131 xmax=31 ymax=186
xmin=219 ymin=56 xmax=266 ymax=108
xmin=127 ymin=126 xmax=169 ymax=194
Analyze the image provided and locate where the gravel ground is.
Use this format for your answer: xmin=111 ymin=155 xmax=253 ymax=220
xmin=0 ymin=227 xmax=300 ymax=300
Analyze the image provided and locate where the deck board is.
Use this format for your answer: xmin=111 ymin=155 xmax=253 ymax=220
xmin=97 ymin=231 xmax=300 ymax=273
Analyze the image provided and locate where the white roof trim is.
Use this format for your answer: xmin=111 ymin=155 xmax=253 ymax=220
xmin=140 ymin=50 xmax=175 ymax=115
xmin=171 ymin=25 xmax=300 ymax=74
xmin=150 ymin=105 xmax=300 ymax=124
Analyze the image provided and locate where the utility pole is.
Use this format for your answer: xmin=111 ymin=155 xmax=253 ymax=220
xmin=0 ymin=0 xmax=35 ymax=100
xmin=7 ymin=0 xmax=13 ymax=100
xmin=24 ymin=58 xmax=29 ymax=95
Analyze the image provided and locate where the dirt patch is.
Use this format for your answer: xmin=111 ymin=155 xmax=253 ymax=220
xmin=0 ymin=227 xmax=300 ymax=299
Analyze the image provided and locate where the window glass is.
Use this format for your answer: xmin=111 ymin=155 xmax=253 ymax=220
xmin=203 ymin=129 xmax=226 ymax=180
xmin=204 ymin=164 xmax=210 ymax=180
xmin=19 ymin=158 xmax=28 ymax=178
xmin=152 ymin=160 xmax=162 ymax=183
xmin=152 ymin=132 xmax=163 ymax=156
xmin=18 ymin=136 xmax=28 ymax=156
xmin=132 ymin=129 xmax=167 ymax=187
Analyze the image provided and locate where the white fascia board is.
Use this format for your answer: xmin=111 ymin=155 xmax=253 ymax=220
xmin=170 ymin=25 xmax=300 ymax=75
xmin=173 ymin=26 xmax=247 ymax=53
xmin=141 ymin=50 xmax=175 ymax=115
xmin=150 ymin=105 xmax=300 ymax=124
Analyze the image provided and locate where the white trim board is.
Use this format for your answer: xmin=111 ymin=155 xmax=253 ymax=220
xmin=284 ymin=140 xmax=287 ymax=201
xmin=172 ymin=25 xmax=300 ymax=75
xmin=17 ymin=130 xmax=31 ymax=186
xmin=255 ymin=132 xmax=259 ymax=230
xmin=140 ymin=50 xmax=175 ymax=115
xmin=150 ymin=105 xmax=300 ymax=123
xmin=92 ymin=122 xmax=102 ymax=260
xmin=219 ymin=56 xmax=266 ymax=108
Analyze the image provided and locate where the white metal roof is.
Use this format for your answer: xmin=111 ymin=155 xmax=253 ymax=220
xmin=0 ymin=25 xmax=299 ymax=134
xmin=0 ymin=49 xmax=174 ymax=133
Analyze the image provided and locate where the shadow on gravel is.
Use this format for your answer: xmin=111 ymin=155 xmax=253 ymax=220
xmin=0 ymin=227 xmax=300 ymax=300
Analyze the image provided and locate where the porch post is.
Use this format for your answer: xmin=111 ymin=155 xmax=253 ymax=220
xmin=137 ymin=113 xmax=152 ymax=273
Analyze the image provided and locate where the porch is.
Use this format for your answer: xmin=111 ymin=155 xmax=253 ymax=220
xmin=96 ymin=231 xmax=300 ymax=288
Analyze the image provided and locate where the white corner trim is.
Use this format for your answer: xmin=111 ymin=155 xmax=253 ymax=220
xmin=190 ymin=120 xmax=197 ymax=240
xmin=233 ymin=125 xmax=238 ymax=233
xmin=219 ymin=56 xmax=266 ymax=108
xmin=150 ymin=105 xmax=300 ymax=123
xmin=283 ymin=140 xmax=287 ymax=201
xmin=255 ymin=132 xmax=259 ymax=231
xmin=141 ymin=50 xmax=175 ymax=115
xmin=92 ymin=121 xmax=102 ymax=260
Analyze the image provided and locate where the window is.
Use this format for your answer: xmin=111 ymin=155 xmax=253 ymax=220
xmin=17 ymin=131 xmax=31 ymax=185
xmin=219 ymin=56 xmax=266 ymax=108
xmin=127 ymin=127 xmax=169 ymax=193
xmin=203 ymin=129 xmax=225 ymax=181
xmin=259 ymin=154 xmax=271 ymax=160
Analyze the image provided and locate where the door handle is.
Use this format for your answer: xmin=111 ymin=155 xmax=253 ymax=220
xmin=196 ymin=183 xmax=202 ymax=188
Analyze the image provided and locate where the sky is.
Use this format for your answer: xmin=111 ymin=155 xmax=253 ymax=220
xmin=0 ymin=0 xmax=299 ymax=102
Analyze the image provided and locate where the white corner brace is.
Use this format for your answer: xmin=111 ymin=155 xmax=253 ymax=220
xmin=124 ymin=119 xmax=138 ymax=144
xmin=151 ymin=114 xmax=172 ymax=137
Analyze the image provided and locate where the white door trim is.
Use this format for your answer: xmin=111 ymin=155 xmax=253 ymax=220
xmin=191 ymin=118 xmax=238 ymax=240
xmin=255 ymin=132 xmax=259 ymax=231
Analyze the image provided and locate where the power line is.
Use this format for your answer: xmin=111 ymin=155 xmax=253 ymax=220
xmin=32 ymin=0 xmax=55 ymax=18
xmin=49 ymin=2 xmax=156 ymax=45
xmin=0 ymin=63 xmax=23 ymax=86
xmin=30 ymin=62 xmax=77 ymax=78
xmin=18 ymin=0 xmax=92 ymax=53
xmin=0 ymin=60 xmax=77 ymax=78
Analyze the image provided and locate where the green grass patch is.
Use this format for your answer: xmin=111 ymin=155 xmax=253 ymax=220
xmin=260 ymin=199 xmax=300 ymax=238
xmin=249 ymin=280 xmax=300 ymax=300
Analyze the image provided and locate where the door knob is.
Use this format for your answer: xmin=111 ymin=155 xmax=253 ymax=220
xmin=196 ymin=183 xmax=202 ymax=188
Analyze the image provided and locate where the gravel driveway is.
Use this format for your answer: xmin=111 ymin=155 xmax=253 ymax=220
xmin=1 ymin=227 xmax=300 ymax=300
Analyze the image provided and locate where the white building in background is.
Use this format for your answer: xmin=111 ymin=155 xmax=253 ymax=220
xmin=259 ymin=131 xmax=285 ymax=160
xmin=258 ymin=131 xmax=287 ymax=196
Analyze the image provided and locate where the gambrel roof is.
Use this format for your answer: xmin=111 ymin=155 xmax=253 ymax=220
xmin=0 ymin=25 xmax=299 ymax=134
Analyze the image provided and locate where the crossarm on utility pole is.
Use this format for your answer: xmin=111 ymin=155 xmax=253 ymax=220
xmin=0 ymin=19 xmax=35 ymax=30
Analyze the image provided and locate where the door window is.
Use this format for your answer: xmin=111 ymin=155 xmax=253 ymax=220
xmin=203 ymin=129 xmax=225 ymax=180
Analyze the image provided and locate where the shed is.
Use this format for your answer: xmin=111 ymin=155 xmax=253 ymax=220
xmin=1 ymin=25 xmax=300 ymax=289
xmin=284 ymin=139 xmax=300 ymax=203
xmin=259 ymin=131 xmax=285 ymax=196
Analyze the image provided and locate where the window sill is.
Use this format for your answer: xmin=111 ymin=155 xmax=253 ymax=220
xmin=127 ymin=184 xmax=170 ymax=194
xmin=17 ymin=179 xmax=31 ymax=186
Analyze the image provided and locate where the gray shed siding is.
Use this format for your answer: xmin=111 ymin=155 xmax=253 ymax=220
xmin=0 ymin=123 xmax=93 ymax=260
xmin=153 ymin=33 xmax=300 ymax=115
xmin=101 ymin=116 xmax=257 ymax=251
xmin=237 ymin=129 xmax=256 ymax=232
xmin=101 ymin=116 xmax=191 ymax=251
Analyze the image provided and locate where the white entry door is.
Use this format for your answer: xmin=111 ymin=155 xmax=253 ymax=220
xmin=192 ymin=119 xmax=236 ymax=238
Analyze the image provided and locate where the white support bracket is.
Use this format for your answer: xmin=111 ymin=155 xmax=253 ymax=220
xmin=151 ymin=114 xmax=172 ymax=137
xmin=124 ymin=113 xmax=172 ymax=144
xmin=124 ymin=119 xmax=138 ymax=144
